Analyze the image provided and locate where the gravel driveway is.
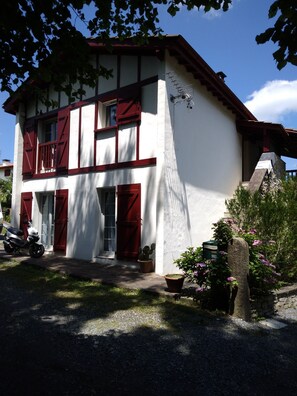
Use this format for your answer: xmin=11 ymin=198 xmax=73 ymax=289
xmin=0 ymin=265 xmax=297 ymax=395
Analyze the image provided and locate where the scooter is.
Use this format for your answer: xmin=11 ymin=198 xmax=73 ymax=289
xmin=3 ymin=220 xmax=45 ymax=258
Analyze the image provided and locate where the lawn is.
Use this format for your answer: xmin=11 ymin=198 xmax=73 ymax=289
xmin=0 ymin=258 xmax=212 ymax=334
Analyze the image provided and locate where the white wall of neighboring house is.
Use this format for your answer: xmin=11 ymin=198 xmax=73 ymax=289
xmin=0 ymin=160 xmax=13 ymax=179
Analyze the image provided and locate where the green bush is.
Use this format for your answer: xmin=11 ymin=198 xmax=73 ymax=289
xmin=226 ymin=177 xmax=297 ymax=282
xmin=173 ymin=246 xmax=204 ymax=283
xmin=239 ymin=231 xmax=281 ymax=296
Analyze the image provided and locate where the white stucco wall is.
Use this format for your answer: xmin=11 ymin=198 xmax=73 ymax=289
xmin=98 ymin=55 xmax=117 ymax=94
xmin=160 ymin=57 xmax=242 ymax=274
xmin=140 ymin=83 xmax=158 ymax=159
xmin=22 ymin=165 xmax=157 ymax=261
xmin=80 ymin=104 xmax=95 ymax=167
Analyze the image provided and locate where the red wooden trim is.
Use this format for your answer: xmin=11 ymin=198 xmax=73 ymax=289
xmin=22 ymin=119 xmax=37 ymax=176
xmin=136 ymin=123 xmax=140 ymax=161
xmin=29 ymin=171 xmax=60 ymax=179
xmin=54 ymin=77 xmax=158 ymax=112
xmin=29 ymin=158 xmax=156 ymax=179
xmin=117 ymin=183 xmax=141 ymax=259
xmin=137 ymin=55 xmax=141 ymax=82
xmin=117 ymin=55 xmax=121 ymax=89
xmin=54 ymin=189 xmax=68 ymax=252
xmin=263 ymin=129 xmax=270 ymax=152
xmin=94 ymin=102 xmax=98 ymax=166
xmin=56 ymin=107 xmax=70 ymax=171
xmin=95 ymin=53 xmax=99 ymax=96
xmin=95 ymin=126 xmax=117 ymax=134
xmin=20 ymin=192 xmax=33 ymax=237
xmin=115 ymin=126 xmax=119 ymax=163
xmin=95 ymin=158 xmax=156 ymax=172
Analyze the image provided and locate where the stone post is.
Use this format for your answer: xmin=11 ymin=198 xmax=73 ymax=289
xmin=228 ymin=237 xmax=251 ymax=322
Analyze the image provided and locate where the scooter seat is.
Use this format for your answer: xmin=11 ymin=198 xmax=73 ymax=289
xmin=7 ymin=226 xmax=24 ymax=236
xmin=10 ymin=237 xmax=26 ymax=247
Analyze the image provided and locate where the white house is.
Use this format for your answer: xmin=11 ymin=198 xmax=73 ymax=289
xmin=3 ymin=35 xmax=297 ymax=274
xmin=0 ymin=160 xmax=13 ymax=180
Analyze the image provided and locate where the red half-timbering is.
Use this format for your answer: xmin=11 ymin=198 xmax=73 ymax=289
xmin=116 ymin=183 xmax=141 ymax=259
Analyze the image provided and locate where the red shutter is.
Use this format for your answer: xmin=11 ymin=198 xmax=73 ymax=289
xmin=22 ymin=120 xmax=37 ymax=176
xmin=117 ymin=89 xmax=141 ymax=126
xmin=56 ymin=108 xmax=70 ymax=172
xmin=117 ymin=183 xmax=141 ymax=259
xmin=20 ymin=192 xmax=33 ymax=238
xmin=54 ymin=189 xmax=68 ymax=252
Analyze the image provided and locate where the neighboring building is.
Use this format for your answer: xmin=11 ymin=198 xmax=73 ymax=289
xmin=0 ymin=159 xmax=13 ymax=180
xmin=3 ymin=35 xmax=297 ymax=274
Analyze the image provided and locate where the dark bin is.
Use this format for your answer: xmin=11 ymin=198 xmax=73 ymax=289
xmin=203 ymin=240 xmax=218 ymax=260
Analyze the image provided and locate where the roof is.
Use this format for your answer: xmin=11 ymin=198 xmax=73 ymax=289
xmin=3 ymin=35 xmax=297 ymax=158
xmin=87 ymin=35 xmax=257 ymax=121
xmin=0 ymin=161 xmax=13 ymax=169
xmin=3 ymin=35 xmax=256 ymax=121
xmin=237 ymin=119 xmax=297 ymax=158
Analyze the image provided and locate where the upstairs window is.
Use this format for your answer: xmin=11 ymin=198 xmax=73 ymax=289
xmin=43 ymin=119 xmax=57 ymax=142
xmin=105 ymin=102 xmax=117 ymax=127
xmin=95 ymin=89 xmax=141 ymax=166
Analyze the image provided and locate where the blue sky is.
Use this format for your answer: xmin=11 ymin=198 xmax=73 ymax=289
xmin=1 ymin=0 xmax=297 ymax=168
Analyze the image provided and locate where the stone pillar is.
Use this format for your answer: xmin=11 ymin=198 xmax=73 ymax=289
xmin=228 ymin=237 xmax=251 ymax=322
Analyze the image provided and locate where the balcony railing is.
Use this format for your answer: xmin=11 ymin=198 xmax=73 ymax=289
xmin=286 ymin=170 xmax=297 ymax=179
xmin=38 ymin=141 xmax=57 ymax=172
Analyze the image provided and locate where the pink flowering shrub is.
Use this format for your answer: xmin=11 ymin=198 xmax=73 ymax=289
xmin=240 ymin=230 xmax=281 ymax=296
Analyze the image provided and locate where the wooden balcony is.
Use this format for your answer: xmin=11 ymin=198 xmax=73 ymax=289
xmin=38 ymin=141 xmax=57 ymax=172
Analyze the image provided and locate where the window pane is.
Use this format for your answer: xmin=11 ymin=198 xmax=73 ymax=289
xmin=44 ymin=120 xmax=57 ymax=142
xmin=106 ymin=104 xmax=117 ymax=127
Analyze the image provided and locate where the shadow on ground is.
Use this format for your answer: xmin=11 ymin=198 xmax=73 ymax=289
xmin=0 ymin=259 xmax=297 ymax=395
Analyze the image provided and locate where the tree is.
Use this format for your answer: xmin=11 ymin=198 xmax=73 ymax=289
xmin=0 ymin=175 xmax=12 ymax=219
xmin=0 ymin=1 xmax=295 ymax=99
xmin=256 ymin=0 xmax=297 ymax=70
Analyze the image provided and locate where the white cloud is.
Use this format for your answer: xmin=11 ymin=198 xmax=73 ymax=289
xmin=244 ymin=80 xmax=297 ymax=123
xmin=202 ymin=1 xmax=234 ymax=19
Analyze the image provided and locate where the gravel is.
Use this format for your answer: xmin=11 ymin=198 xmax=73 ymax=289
xmin=1 ymin=267 xmax=297 ymax=395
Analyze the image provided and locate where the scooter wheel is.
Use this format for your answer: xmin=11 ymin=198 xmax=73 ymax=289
xmin=29 ymin=244 xmax=45 ymax=258
xmin=4 ymin=244 xmax=14 ymax=254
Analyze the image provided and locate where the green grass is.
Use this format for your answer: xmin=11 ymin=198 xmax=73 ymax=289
xmin=0 ymin=258 xmax=213 ymax=331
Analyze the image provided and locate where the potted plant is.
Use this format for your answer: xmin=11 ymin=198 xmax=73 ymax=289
xmin=165 ymin=246 xmax=204 ymax=294
xmin=164 ymin=273 xmax=185 ymax=293
xmin=138 ymin=243 xmax=155 ymax=273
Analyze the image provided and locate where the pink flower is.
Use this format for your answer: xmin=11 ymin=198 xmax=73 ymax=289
xmin=227 ymin=277 xmax=237 ymax=282
xmin=252 ymin=239 xmax=262 ymax=246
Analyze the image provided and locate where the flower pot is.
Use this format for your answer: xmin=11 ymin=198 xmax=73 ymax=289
xmin=165 ymin=274 xmax=185 ymax=293
xmin=137 ymin=259 xmax=154 ymax=273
